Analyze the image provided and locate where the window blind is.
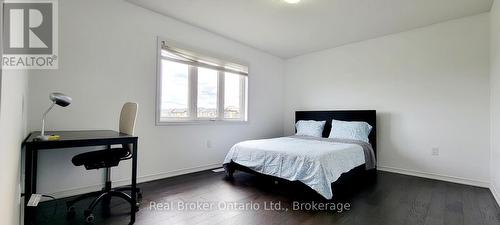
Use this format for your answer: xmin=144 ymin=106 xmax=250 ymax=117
xmin=160 ymin=41 xmax=248 ymax=76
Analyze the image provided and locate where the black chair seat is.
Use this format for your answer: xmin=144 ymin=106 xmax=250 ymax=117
xmin=72 ymin=148 xmax=130 ymax=170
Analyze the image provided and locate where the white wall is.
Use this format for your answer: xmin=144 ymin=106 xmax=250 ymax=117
xmin=27 ymin=0 xmax=284 ymax=197
xmin=0 ymin=2 xmax=29 ymax=224
xmin=0 ymin=71 xmax=29 ymax=225
xmin=284 ymin=14 xmax=491 ymax=186
xmin=490 ymin=0 xmax=500 ymax=201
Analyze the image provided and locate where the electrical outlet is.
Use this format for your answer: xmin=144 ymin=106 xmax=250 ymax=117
xmin=432 ymin=147 xmax=440 ymax=156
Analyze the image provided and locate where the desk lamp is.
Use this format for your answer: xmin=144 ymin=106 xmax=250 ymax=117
xmin=37 ymin=92 xmax=72 ymax=141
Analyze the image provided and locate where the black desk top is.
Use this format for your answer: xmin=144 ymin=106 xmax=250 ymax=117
xmin=24 ymin=130 xmax=137 ymax=149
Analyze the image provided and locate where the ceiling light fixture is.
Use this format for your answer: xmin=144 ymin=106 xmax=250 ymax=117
xmin=283 ymin=0 xmax=300 ymax=4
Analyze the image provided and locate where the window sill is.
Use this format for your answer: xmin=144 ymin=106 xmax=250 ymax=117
xmin=156 ymin=120 xmax=248 ymax=126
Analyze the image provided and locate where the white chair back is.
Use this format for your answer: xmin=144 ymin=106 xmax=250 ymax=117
xmin=119 ymin=102 xmax=138 ymax=136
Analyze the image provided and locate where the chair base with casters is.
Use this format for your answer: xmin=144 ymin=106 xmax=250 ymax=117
xmin=66 ymin=146 xmax=142 ymax=224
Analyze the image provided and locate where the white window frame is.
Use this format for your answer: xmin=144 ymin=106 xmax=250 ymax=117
xmin=155 ymin=38 xmax=249 ymax=125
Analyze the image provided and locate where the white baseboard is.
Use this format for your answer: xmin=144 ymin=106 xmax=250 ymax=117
xmin=46 ymin=163 xmax=221 ymax=200
xmin=378 ymin=166 xmax=489 ymax=188
xmin=490 ymin=184 xmax=500 ymax=207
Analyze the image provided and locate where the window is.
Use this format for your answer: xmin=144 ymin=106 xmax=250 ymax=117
xmin=197 ymin=68 xmax=218 ymax=118
xmin=224 ymin=72 xmax=245 ymax=119
xmin=160 ymin=60 xmax=189 ymax=118
xmin=157 ymin=40 xmax=248 ymax=124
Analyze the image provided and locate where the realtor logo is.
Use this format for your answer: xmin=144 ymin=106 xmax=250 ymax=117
xmin=2 ymin=0 xmax=58 ymax=69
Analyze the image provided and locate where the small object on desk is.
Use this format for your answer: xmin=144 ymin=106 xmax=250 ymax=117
xmin=47 ymin=135 xmax=60 ymax=141
xmin=36 ymin=92 xmax=72 ymax=141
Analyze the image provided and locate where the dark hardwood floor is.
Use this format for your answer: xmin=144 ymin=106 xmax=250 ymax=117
xmin=37 ymin=170 xmax=500 ymax=225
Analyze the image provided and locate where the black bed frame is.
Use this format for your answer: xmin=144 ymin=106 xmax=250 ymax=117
xmin=225 ymin=110 xmax=377 ymax=198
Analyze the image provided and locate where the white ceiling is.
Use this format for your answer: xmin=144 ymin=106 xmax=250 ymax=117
xmin=129 ymin=0 xmax=493 ymax=58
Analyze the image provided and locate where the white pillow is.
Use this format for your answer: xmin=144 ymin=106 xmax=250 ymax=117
xmin=295 ymin=120 xmax=326 ymax=137
xmin=328 ymin=119 xmax=372 ymax=143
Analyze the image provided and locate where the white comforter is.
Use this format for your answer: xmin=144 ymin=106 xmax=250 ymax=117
xmin=223 ymin=136 xmax=366 ymax=199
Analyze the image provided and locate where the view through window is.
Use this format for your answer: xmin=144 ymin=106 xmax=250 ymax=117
xmin=158 ymin=42 xmax=248 ymax=123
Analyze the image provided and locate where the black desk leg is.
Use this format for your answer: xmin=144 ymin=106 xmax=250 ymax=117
xmin=24 ymin=146 xmax=37 ymax=225
xmin=130 ymin=140 xmax=138 ymax=224
xmin=33 ymin=149 xmax=38 ymax=193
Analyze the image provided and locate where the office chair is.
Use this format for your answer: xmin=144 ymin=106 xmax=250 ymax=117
xmin=66 ymin=102 xmax=141 ymax=223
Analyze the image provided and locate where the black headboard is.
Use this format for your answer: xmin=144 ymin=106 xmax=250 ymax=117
xmin=295 ymin=110 xmax=377 ymax=157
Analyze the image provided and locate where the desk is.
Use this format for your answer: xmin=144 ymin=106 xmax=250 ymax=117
xmin=23 ymin=130 xmax=138 ymax=225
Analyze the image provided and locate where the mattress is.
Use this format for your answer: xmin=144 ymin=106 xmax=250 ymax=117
xmin=223 ymin=136 xmax=368 ymax=199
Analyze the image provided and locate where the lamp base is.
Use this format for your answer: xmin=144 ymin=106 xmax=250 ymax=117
xmin=35 ymin=135 xmax=51 ymax=141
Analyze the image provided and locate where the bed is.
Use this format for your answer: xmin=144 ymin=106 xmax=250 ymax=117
xmin=223 ymin=110 xmax=377 ymax=199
